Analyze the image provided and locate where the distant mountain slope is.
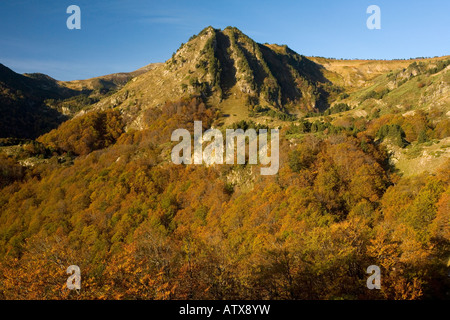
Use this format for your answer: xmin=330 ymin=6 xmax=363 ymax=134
xmin=0 ymin=63 xmax=159 ymax=139
xmin=306 ymin=56 xmax=450 ymax=119
xmin=59 ymin=63 xmax=161 ymax=92
xmin=309 ymin=55 xmax=450 ymax=90
xmin=0 ymin=63 xmax=77 ymax=138
xmin=352 ymin=57 xmax=450 ymax=114
xmin=0 ymin=64 xmax=76 ymax=100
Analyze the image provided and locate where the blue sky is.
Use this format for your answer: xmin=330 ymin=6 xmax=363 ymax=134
xmin=1 ymin=0 xmax=449 ymax=81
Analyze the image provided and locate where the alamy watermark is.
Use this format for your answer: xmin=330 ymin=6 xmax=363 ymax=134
xmin=66 ymin=5 xmax=379 ymax=31
xmin=66 ymin=5 xmax=81 ymax=30
xmin=366 ymin=265 xmax=381 ymax=289
xmin=171 ymin=121 xmax=279 ymax=175
xmin=366 ymin=5 xmax=381 ymax=30
xmin=64 ymin=264 xmax=381 ymax=292
xmin=66 ymin=265 xmax=81 ymax=291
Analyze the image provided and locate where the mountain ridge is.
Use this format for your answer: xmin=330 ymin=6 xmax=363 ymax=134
xmin=86 ymin=26 xmax=449 ymax=130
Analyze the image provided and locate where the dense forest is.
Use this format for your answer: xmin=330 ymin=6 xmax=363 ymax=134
xmin=0 ymin=97 xmax=449 ymax=299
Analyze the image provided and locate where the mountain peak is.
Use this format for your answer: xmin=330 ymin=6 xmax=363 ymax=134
xmin=92 ymin=26 xmax=335 ymax=129
xmin=178 ymin=27 xmax=330 ymax=105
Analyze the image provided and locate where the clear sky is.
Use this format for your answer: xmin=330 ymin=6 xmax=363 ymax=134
xmin=1 ymin=0 xmax=449 ymax=81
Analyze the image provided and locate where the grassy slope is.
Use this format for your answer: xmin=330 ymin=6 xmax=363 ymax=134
xmin=387 ymin=137 xmax=450 ymax=177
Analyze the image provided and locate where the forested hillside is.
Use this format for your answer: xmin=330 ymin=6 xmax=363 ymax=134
xmin=0 ymin=96 xmax=449 ymax=299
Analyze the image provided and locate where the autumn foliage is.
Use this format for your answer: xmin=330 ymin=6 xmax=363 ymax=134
xmin=0 ymin=98 xmax=449 ymax=300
